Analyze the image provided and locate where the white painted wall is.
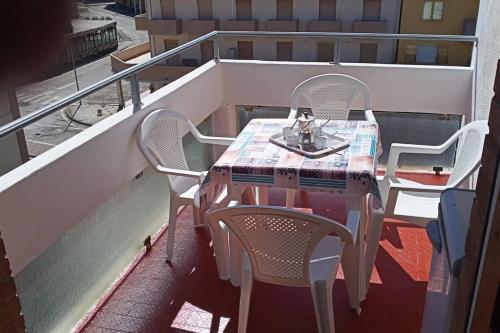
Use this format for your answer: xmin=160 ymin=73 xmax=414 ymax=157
xmin=475 ymin=0 xmax=500 ymax=120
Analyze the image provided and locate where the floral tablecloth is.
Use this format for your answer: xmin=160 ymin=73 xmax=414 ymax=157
xmin=201 ymin=118 xmax=382 ymax=203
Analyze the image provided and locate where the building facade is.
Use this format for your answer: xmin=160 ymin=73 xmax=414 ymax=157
xmin=112 ymin=0 xmax=402 ymax=84
xmin=397 ymin=0 xmax=479 ymax=66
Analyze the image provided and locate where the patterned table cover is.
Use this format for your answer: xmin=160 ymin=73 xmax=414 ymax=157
xmin=202 ymin=119 xmax=382 ymax=204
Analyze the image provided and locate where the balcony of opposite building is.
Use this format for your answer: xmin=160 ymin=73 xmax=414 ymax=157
xmin=308 ymin=20 xmax=343 ymax=32
xmin=353 ymin=20 xmax=388 ymax=33
xmin=221 ymin=20 xmax=258 ymax=31
xmin=267 ymin=20 xmax=299 ymax=32
xmin=110 ymin=42 xmax=194 ymax=82
xmin=186 ymin=19 xmax=220 ymax=37
xmin=134 ymin=14 xmax=182 ymax=35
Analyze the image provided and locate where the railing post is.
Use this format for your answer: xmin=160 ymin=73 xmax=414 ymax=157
xmin=130 ymin=74 xmax=142 ymax=113
xmin=333 ymin=38 xmax=341 ymax=64
xmin=214 ymin=37 xmax=220 ymax=62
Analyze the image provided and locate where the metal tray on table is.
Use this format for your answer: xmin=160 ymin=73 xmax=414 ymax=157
xmin=268 ymin=131 xmax=350 ymax=158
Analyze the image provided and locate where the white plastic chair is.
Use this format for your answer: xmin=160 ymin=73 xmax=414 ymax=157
xmin=287 ymin=74 xmax=375 ymax=122
xmin=378 ymin=120 xmax=489 ymax=226
xmin=137 ymin=109 xmax=235 ymax=262
xmin=285 ymin=74 xmax=375 ymax=208
xmin=208 ymin=205 xmax=361 ymax=333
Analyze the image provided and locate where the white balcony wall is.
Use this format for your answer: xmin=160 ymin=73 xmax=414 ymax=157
xmin=0 ymin=62 xmax=222 ymax=332
xmin=175 ymin=0 xmax=197 ymax=19
xmin=219 ymin=60 xmax=473 ymax=118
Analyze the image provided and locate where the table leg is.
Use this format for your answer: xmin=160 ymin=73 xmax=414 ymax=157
xmin=256 ymin=187 xmax=269 ymax=206
xmin=342 ymin=196 xmax=366 ymax=312
xmin=286 ymin=189 xmax=296 ymax=208
xmin=364 ymin=195 xmax=385 ymax=295
xmin=226 ymin=185 xmax=244 ymax=287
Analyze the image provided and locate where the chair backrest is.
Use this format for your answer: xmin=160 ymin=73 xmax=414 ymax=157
xmin=137 ymin=109 xmax=192 ymax=193
xmin=209 ymin=206 xmax=353 ymax=287
xmin=291 ymin=74 xmax=372 ymax=120
xmin=448 ymin=120 xmax=489 ymax=186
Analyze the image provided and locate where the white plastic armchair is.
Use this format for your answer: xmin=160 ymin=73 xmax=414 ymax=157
xmin=208 ymin=206 xmax=361 ymax=333
xmin=287 ymin=74 xmax=375 ymax=122
xmin=137 ymin=109 xmax=235 ymax=262
xmin=378 ymin=120 xmax=489 ymax=226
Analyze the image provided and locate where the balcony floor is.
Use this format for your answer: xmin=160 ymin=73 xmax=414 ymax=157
xmin=79 ymin=173 xmax=447 ymax=333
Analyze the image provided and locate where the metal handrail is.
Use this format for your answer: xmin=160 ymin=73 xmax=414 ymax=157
xmin=0 ymin=31 xmax=478 ymax=140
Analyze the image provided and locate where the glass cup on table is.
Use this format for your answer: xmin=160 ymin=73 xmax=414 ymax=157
xmin=314 ymin=135 xmax=328 ymax=150
xmin=286 ymin=134 xmax=299 ymax=147
xmin=282 ymin=126 xmax=294 ymax=138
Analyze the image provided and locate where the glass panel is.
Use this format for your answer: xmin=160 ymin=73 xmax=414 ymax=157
xmin=433 ymin=1 xmax=444 ymax=20
xmin=422 ymin=1 xmax=433 ymax=20
xmin=238 ymin=107 xmax=461 ymax=170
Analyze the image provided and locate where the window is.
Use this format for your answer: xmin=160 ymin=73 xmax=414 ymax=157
xmin=363 ymin=0 xmax=381 ymax=21
xmin=277 ymin=0 xmax=293 ymax=20
xmin=197 ymin=0 xmax=213 ymax=20
xmin=164 ymin=40 xmax=180 ymax=65
xmin=201 ymin=41 xmax=214 ymax=64
xmin=317 ymin=42 xmax=334 ymax=62
xmin=277 ymin=42 xmax=293 ymax=61
xmin=319 ymin=0 xmax=336 ymax=21
xmin=359 ymin=43 xmax=378 ymax=63
xmin=238 ymin=41 xmax=253 ymax=60
xmin=161 ymin=0 xmax=175 ymax=19
xmin=422 ymin=1 xmax=444 ymax=20
xmin=405 ymin=45 xmax=417 ymax=63
xmin=416 ymin=45 xmax=438 ymax=64
xmin=236 ymin=0 xmax=252 ymax=20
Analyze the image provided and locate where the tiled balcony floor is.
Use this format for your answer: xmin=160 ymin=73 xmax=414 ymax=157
xmin=79 ymin=173 xmax=447 ymax=333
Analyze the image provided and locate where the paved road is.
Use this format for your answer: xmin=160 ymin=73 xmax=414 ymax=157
xmin=16 ymin=3 xmax=148 ymax=156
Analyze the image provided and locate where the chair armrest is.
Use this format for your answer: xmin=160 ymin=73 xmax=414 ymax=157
xmin=386 ymin=142 xmax=453 ymax=177
xmin=345 ymin=210 xmax=361 ymax=247
xmin=390 ymin=182 xmax=448 ymax=193
xmin=185 ymin=117 xmax=235 ymax=146
xmin=288 ymin=107 xmax=298 ymax=119
xmin=364 ymin=110 xmax=376 ymax=122
xmin=156 ymin=166 xmax=205 ymax=179
xmin=195 ymin=134 xmax=235 ymax=146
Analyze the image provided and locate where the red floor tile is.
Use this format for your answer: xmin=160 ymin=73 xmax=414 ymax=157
xmin=79 ymin=174 xmax=443 ymax=333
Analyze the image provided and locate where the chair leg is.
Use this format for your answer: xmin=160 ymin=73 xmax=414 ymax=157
xmin=256 ymin=187 xmax=269 ymax=206
xmin=364 ymin=207 xmax=384 ymax=294
xmin=209 ymin=222 xmax=230 ymax=280
xmin=310 ymin=279 xmax=335 ymax=333
xmin=238 ymin=257 xmax=253 ymax=333
xmin=341 ymin=244 xmax=361 ymax=314
xmin=286 ymin=189 xmax=295 ymax=208
xmin=166 ymin=195 xmax=180 ymax=263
